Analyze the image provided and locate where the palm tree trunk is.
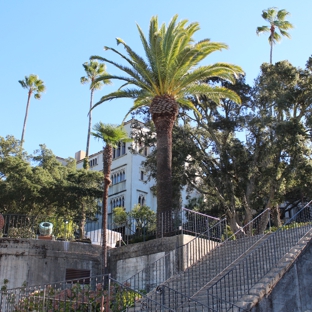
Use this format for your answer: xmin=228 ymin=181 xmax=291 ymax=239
xmin=152 ymin=114 xmax=175 ymax=237
xmin=102 ymin=145 xmax=112 ymax=273
xmin=150 ymin=95 xmax=179 ymax=238
xmin=270 ymin=26 xmax=274 ymax=64
xmin=86 ymin=89 xmax=94 ymax=157
xmin=21 ymin=91 xmax=32 ymax=146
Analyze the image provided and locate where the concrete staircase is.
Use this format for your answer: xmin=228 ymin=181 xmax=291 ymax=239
xmin=127 ymin=225 xmax=312 ymax=311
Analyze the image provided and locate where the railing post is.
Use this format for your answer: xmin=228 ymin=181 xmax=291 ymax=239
xmin=181 ymin=208 xmax=183 ymax=235
xmin=268 ymin=208 xmax=272 ymax=233
xmin=162 ymin=213 xmax=164 ymax=238
xmin=207 ymin=218 xmax=210 ymax=240
xmin=106 ymin=274 xmax=111 ymax=312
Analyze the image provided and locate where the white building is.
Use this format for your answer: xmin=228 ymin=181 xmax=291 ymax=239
xmin=59 ymin=119 xmax=197 ymax=236
xmin=73 ymin=119 xmax=157 ymax=226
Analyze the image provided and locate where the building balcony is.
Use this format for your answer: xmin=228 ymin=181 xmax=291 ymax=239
xmin=109 ymin=180 xmax=126 ymax=195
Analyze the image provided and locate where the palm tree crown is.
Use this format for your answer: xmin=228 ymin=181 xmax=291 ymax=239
xmin=256 ymin=7 xmax=293 ymax=64
xmin=81 ymin=61 xmax=111 ymax=161
xmin=91 ymin=122 xmax=132 ymax=148
xmin=18 ymin=74 xmax=45 ymax=146
xmin=91 ymin=15 xmax=243 ymax=113
xmin=90 ymin=15 xmax=244 ymax=235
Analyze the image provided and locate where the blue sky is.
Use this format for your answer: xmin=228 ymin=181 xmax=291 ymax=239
xmin=1 ymin=1 xmax=311 ymax=159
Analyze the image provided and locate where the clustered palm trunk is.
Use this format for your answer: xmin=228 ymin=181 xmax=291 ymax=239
xmin=102 ymin=144 xmax=112 ymax=272
xmin=92 ymin=122 xmax=131 ymax=273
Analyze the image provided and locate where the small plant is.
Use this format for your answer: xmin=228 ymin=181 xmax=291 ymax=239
xmin=1 ymin=278 xmax=9 ymax=292
xmin=8 ymin=227 xmax=36 ymax=239
xmin=222 ymin=225 xmax=235 ymax=241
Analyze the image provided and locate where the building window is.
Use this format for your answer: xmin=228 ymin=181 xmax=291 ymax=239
xmin=110 ymin=169 xmax=126 ymax=185
xmin=140 ymin=170 xmax=144 ymax=181
xmin=122 ymin=142 xmax=126 ymax=155
xmin=138 ymin=195 xmax=145 ymax=206
xmin=111 ymin=196 xmax=125 ymax=209
xmin=88 ymin=158 xmax=98 ymax=168
xmin=65 ymin=269 xmax=90 ymax=284
xmin=117 ymin=143 xmax=121 ymax=157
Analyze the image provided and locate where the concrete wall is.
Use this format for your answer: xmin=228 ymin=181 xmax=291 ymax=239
xmin=0 ymin=234 xmax=216 ymax=292
xmin=0 ymin=238 xmax=102 ymax=289
xmin=108 ymin=234 xmax=218 ymax=291
xmin=233 ymin=231 xmax=312 ymax=312
xmin=249 ymin=239 xmax=312 ymax=312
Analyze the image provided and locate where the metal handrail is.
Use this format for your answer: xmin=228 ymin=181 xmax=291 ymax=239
xmin=122 ymin=215 xmax=226 ymax=293
xmin=142 ymin=208 xmax=270 ymax=308
xmin=206 ymin=201 xmax=312 ymax=309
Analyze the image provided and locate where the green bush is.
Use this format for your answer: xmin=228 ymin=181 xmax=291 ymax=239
xmin=7 ymin=227 xmax=36 ymax=239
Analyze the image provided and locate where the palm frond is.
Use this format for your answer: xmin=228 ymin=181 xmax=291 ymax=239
xmin=256 ymin=26 xmax=270 ymax=35
xmin=92 ymin=122 xmax=132 ymax=147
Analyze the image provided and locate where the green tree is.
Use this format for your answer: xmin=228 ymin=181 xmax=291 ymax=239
xmin=80 ymin=61 xmax=111 ymax=166
xmin=0 ymin=138 xmax=103 ymax=232
xmin=90 ymin=15 xmax=243 ymax=236
xmin=65 ymin=169 xmax=103 ymax=239
xmin=256 ymin=7 xmax=293 ymax=64
xmin=250 ymin=60 xmax=312 ymax=226
xmin=18 ymin=75 xmax=46 ymax=146
xmin=129 ymin=204 xmax=156 ymax=236
xmin=112 ymin=207 xmax=128 ymax=227
xmin=91 ymin=122 xmax=132 ymax=272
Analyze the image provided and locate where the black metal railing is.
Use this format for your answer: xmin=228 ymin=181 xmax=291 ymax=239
xmin=206 ymin=202 xmax=312 ymax=310
xmin=140 ymin=208 xmax=270 ymax=309
xmin=0 ymin=208 xmax=222 ymax=248
xmin=86 ymin=208 xmax=222 ymax=246
xmin=0 ymin=274 xmax=173 ymax=312
xmin=122 ymin=217 xmax=227 ymax=293
xmin=0 ymin=214 xmax=36 ymax=238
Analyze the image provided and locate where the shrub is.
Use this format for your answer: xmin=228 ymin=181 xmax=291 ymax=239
xmin=8 ymin=227 xmax=36 ymax=239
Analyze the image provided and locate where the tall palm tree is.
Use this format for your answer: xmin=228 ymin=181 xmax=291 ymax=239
xmin=256 ymin=7 xmax=293 ymax=64
xmin=18 ymin=75 xmax=45 ymax=147
xmin=81 ymin=61 xmax=111 ymax=168
xmin=91 ymin=122 xmax=132 ymax=272
xmin=90 ymin=15 xmax=244 ymax=236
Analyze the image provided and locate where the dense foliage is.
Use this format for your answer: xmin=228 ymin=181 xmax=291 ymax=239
xmin=0 ymin=136 xmax=103 ymax=225
xmin=133 ymin=57 xmax=312 ymax=232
